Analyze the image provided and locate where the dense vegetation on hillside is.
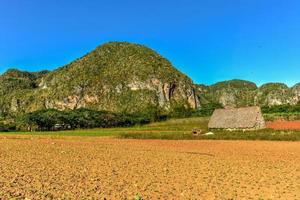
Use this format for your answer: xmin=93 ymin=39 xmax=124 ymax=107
xmin=0 ymin=69 xmax=50 ymax=118
xmin=0 ymin=42 xmax=198 ymax=119
xmin=196 ymin=80 xmax=300 ymax=108
xmin=0 ymin=69 xmax=49 ymax=94
xmin=196 ymin=79 xmax=257 ymax=108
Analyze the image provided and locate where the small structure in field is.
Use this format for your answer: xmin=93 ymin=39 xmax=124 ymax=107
xmin=208 ymin=106 xmax=265 ymax=130
xmin=192 ymin=128 xmax=202 ymax=136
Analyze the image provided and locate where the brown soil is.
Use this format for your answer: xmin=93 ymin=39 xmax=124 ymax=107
xmin=266 ymin=120 xmax=300 ymax=130
xmin=0 ymin=135 xmax=299 ymax=199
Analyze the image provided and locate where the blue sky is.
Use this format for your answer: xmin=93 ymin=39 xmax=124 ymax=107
xmin=0 ymin=0 xmax=300 ymax=86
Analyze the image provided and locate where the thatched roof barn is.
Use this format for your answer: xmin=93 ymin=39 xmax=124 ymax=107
xmin=208 ymin=106 xmax=265 ymax=130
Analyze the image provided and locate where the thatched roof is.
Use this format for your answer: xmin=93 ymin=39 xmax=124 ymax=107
xmin=208 ymin=106 xmax=265 ymax=130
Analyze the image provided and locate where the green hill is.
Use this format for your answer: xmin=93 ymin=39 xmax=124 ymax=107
xmin=0 ymin=42 xmax=199 ymax=117
xmin=0 ymin=69 xmax=49 ymax=117
xmin=196 ymin=80 xmax=300 ymax=108
xmin=196 ymin=79 xmax=257 ymax=108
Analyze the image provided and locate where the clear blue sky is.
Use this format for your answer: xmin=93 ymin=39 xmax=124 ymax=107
xmin=0 ymin=0 xmax=300 ymax=86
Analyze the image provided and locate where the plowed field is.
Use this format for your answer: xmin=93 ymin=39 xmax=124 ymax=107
xmin=0 ymin=135 xmax=299 ymax=199
xmin=267 ymin=120 xmax=300 ymax=130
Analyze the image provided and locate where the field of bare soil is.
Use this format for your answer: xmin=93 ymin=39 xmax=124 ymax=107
xmin=0 ymin=135 xmax=299 ymax=199
xmin=267 ymin=120 xmax=300 ymax=130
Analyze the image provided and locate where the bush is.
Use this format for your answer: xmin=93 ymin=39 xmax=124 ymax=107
xmin=0 ymin=122 xmax=16 ymax=132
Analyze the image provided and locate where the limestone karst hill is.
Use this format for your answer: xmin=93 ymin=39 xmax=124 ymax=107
xmin=0 ymin=42 xmax=199 ymax=117
xmin=196 ymin=80 xmax=300 ymax=108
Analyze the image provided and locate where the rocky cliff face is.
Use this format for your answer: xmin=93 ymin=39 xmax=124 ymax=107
xmin=196 ymin=80 xmax=300 ymax=108
xmin=0 ymin=42 xmax=199 ymax=116
xmin=292 ymin=83 xmax=300 ymax=103
xmin=254 ymin=83 xmax=296 ymax=106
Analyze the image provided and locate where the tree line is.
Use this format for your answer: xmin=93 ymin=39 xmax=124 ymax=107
xmin=0 ymin=103 xmax=224 ymax=132
xmin=17 ymin=107 xmax=168 ymax=131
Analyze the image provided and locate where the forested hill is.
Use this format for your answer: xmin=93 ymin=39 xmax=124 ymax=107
xmin=196 ymin=80 xmax=300 ymax=108
xmin=0 ymin=42 xmax=199 ymax=118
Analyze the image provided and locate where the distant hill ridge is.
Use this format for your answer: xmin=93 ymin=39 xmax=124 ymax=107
xmin=0 ymin=42 xmax=299 ymax=118
xmin=196 ymin=79 xmax=300 ymax=108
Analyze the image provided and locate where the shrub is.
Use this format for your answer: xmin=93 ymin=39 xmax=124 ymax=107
xmin=0 ymin=122 xmax=16 ymax=132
